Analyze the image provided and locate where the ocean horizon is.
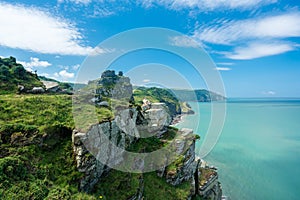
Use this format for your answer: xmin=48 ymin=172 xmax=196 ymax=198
xmin=176 ymin=98 xmax=300 ymax=200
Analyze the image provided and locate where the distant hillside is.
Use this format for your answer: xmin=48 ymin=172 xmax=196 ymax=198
xmin=0 ymin=57 xmax=44 ymax=94
xmin=133 ymin=86 xmax=181 ymax=117
xmin=38 ymin=76 xmax=87 ymax=91
xmin=132 ymin=86 xmax=225 ymax=102
xmin=171 ymin=89 xmax=226 ymax=102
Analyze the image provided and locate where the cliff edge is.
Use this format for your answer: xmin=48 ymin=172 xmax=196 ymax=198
xmin=72 ymin=70 xmax=222 ymax=199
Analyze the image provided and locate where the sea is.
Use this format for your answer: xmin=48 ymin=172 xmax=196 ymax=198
xmin=175 ymin=99 xmax=300 ymax=200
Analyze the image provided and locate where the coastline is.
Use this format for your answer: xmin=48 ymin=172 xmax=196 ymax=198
xmin=170 ymin=114 xmax=187 ymax=126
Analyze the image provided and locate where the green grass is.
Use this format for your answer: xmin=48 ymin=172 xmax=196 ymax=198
xmin=0 ymin=94 xmax=114 ymax=199
xmin=0 ymin=94 xmax=74 ymax=131
xmin=0 ymin=138 xmax=83 ymax=199
xmin=133 ymin=87 xmax=181 ymax=116
xmin=0 ymin=92 xmax=197 ymax=199
xmin=0 ymin=56 xmax=44 ymax=94
xmin=90 ymin=170 xmax=192 ymax=200
xmin=126 ymin=126 xmax=179 ymax=153
xmin=143 ymin=172 xmax=192 ymax=200
xmin=94 ymin=170 xmax=141 ymax=200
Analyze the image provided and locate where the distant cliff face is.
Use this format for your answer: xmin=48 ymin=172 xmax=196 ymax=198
xmin=172 ymin=89 xmax=226 ymax=102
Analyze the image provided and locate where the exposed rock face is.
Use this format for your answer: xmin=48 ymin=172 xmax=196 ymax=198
xmin=142 ymin=103 xmax=171 ymax=137
xmin=157 ymin=128 xmax=198 ymax=185
xmin=72 ymin=108 xmax=138 ymax=192
xmin=72 ymin=106 xmax=222 ymax=198
xmin=95 ymin=70 xmax=133 ymax=101
xmin=72 ymin=71 xmax=222 ymax=198
xmin=197 ymin=160 xmax=222 ymax=200
xmin=30 ymin=87 xmax=45 ymax=93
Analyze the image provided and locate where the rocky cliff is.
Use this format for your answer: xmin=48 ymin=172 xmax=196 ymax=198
xmin=72 ymin=70 xmax=222 ymax=199
xmin=72 ymin=108 xmax=138 ymax=192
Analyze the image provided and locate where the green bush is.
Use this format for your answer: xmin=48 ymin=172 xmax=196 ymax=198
xmin=0 ymin=156 xmax=27 ymax=182
xmin=45 ymin=187 xmax=72 ymax=200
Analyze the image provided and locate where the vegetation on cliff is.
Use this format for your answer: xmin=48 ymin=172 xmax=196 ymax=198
xmin=172 ymin=89 xmax=225 ymax=102
xmin=133 ymin=86 xmax=181 ymax=117
xmin=0 ymin=94 xmax=200 ymax=199
xmin=0 ymin=66 xmax=213 ymax=199
xmin=0 ymin=57 xmax=44 ymax=94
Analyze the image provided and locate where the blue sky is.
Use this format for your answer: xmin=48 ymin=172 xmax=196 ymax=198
xmin=0 ymin=0 xmax=300 ymax=97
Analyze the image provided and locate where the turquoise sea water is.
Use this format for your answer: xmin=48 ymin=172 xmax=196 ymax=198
xmin=176 ymin=99 xmax=300 ymax=200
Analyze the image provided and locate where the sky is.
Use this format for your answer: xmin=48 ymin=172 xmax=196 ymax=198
xmin=0 ymin=0 xmax=300 ymax=97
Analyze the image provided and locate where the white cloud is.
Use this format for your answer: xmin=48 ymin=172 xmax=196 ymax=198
xmin=91 ymin=6 xmax=116 ymax=18
xmin=194 ymin=12 xmax=300 ymax=59
xmin=58 ymin=0 xmax=92 ymax=5
xmin=72 ymin=64 xmax=80 ymax=70
xmin=196 ymin=12 xmax=300 ymax=45
xmin=143 ymin=79 xmax=151 ymax=83
xmin=169 ymin=36 xmax=201 ymax=48
xmin=262 ymin=90 xmax=276 ymax=95
xmin=140 ymin=0 xmax=277 ymax=10
xmin=216 ymin=67 xmax=232 ymax=71
xmin=216 ymin=62 xmax=234 ymax=66
xmin=39 ymin=73 xmax=50 ymax=77
xmin=226 ymin=42 xmax=295 ymax=60
xmin=19 ymin=57 xmax=51 ymax=68
xmin=0 ymin=3 xmax=106 ymax=56
xmin=59 ymin=70 xmax=75 ymax=79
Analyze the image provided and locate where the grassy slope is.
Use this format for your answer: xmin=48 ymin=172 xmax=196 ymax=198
xmin=0 ymin=94 xmax=85 ymax=199
xmin=0 ymin=57 xmax=44 ymax=94
xmin=172 ymin=89 xmax=225 ymax=102
xmin=133 ymin=87 xmax=181 ymax=117
xmin=0 ymin=94 xmax=198 ymax=199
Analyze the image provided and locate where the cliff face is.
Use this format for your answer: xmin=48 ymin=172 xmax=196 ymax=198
xmin=72 ymin=71 xmax=222 ymax=199
xmin=72 ymin=102 xmax=222 ymax=199
xmin=72 ymin=108 xmax=138 ymax=192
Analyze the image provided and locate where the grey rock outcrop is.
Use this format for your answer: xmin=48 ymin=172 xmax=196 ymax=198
xmin=30 ymin=87 xmax=45 ymax=93
xmin=72 ymin=108 xmax=138 ymax=192
xmin=72 ymin=69 xmax=222 ymax=198
xmin=157 ymin=128 xmax=199 ymax=186
xmin=142 ymin=102 xmax=171 ymax=137
xmin=95 ymin=70 xmax=133 ymax=101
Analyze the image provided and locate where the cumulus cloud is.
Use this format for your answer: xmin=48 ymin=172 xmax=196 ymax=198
xmin=39 ymin=73 xmax=50 ymax=77
xmin=0 ymin=2 xmax=106 ymax=56
xmin=59 ymin=70 xmax=75 ymax=79
xmin=19 ymin=57 xmax=51 ymax=68
xmin=72 ymin=64 xmax=80 ymax=70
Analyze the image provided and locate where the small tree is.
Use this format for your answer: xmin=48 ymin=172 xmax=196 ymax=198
xmin=118 ymin=71 xmax=123 ymax=76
